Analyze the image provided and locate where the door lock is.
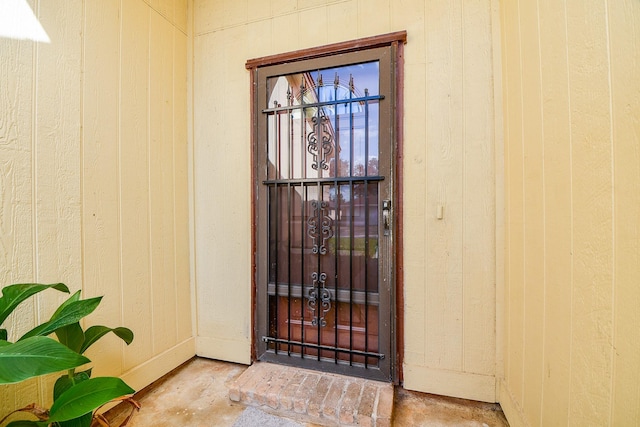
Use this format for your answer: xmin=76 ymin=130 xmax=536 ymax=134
xmin=382 ymin=199 xmax=391 ymax=236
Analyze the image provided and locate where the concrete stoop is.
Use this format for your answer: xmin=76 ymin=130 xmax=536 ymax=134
xmin=228 ymin=362 xmax=394 ymax=427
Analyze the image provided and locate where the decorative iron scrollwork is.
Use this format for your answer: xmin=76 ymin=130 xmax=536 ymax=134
xmin=308 ymin=272 xmax=331 ymax=327
xmin=307 ymin=200 xmax=333 ymax=255
xmin=307 ymin=116 xmax=333 ymax=171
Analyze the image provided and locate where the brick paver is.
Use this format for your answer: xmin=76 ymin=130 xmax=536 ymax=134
xmin=321 ymin=376 xmax=347 ymax=422
xmin=294 ymin=372 xmax=321 ymax=414
xmin=254 ymin=365 xmax=284 ymax=406
xmin=228 ymin=362 xmax=394 ymax=426
xmin=307 ymin=376 xmax=332 ymax=418
xmin=339 ymin=381 xmax=362 ymax=425
xmin=356 ymin=383 xmax=378 ymax=427
xmin=279 ymin=370 xmax=306 ymax=411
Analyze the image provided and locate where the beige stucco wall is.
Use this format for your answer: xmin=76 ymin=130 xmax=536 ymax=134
xmin=0 ymin=0 xmax=192 ymax=416
xmin=193 ymin=0 xmax=502 ymax=402
xmin=500 ymin=0 xmax=640 ymax=426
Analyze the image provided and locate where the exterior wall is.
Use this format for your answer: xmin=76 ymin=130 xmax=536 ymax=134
xmin=0 ymin=0 xmax=192 ymax=415
xmin=500 ymin=1 xmax=640 ymax=426
xmin=193 ymin=0 xmax=501 ymax=402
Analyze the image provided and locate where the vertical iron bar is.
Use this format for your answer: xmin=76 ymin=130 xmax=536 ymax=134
xmin=333 ymin=74 xmax=340 ymax=363
xmin=274 ymin=181 xmax=279 ymax=355
xmin=316 ymin=181 xmax=322 ymax=362
xmin=301 ymin=76 xmax=307 ymax=180
xmin=364 ymin=89 xmax=370 ymax=177
xmin=364 ymin=183 xmax=369 ymax=368
xmin=349 ymin=74 xmax=354 ymax=177
xmin=348 ymin=75 xmax=354 ymax=365
xmin=276 ymin=101 xmax=281 ymax=176
xmin=363 ymin=90 xmax=370 ymax=368
xmin=334 ymin=72 xmax=340 ymax=178
xmin=290 ymin=108 xmax=295 ymax=179
xmin=315 ymin=88 xmax=323 ymax=362
xmin=300 ymin=184 xmax=306 ymax=358
xmin=349 ymin=180 xmax=354 ymax=366
xmin=267 ymin=186 xmax=272 ymax=350
xmin=288 ymin=86 xmax=294 ymax=179
xmin=334 ymin=185 xmax=340 ymax=363
xmin=287 ymin=183 xmax=292 ymax=356
xmin=286 ymin=90 xmax=294 ymax=355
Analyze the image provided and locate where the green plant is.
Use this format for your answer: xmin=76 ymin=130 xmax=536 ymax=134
xmin=0 ymin=283 xmax=138 ymax=427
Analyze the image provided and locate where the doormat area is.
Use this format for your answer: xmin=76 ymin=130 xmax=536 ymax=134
xmin=232 ymin=407 xmax=303 ymax=427
xmin=228 ymin=362 xmax=394 ymax=427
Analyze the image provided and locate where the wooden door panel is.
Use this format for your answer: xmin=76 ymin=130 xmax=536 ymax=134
xmin=273 ymin=296 xmax=379 ymax=365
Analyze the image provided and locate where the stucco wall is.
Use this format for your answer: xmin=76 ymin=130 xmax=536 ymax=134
xmin=0 ymin=0 xmax=192 ymax=416
xmin=500 ymin=0 xmax=640 ymax=425
xmin=193 ymin=0 xmax=501 ymax=402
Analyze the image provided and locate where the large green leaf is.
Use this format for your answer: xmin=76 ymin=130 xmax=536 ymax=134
xmin=53 ymin=371 xmax=95 ymax=427
xmin=48 ymin=377 xmax=134 ymax=423
xmin=52 ymin=293 xmax=85 ymax=352
xmin=0 ymin=283 xmax=69 ymax=326
xmin=18 ymin=297 xmax=102 ymax=341
xmin=51 ymin=290 xmax=82 ymax=317
xmin=56 ymin=322 xmax=85 ymax=353
xmin=0 ymin=336 xmax=90 ymax=384
xmin=80 ymin=326 xmax=134 ymax=353
xmin=54 ymin=369 xmax=92 ymax=400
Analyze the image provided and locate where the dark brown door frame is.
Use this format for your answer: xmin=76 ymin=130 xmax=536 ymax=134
xmin=246 ymin=30 xmax=406 ymax=383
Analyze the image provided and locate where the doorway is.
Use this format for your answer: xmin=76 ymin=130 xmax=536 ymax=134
xmin=249 ymin=37 xmax=403 ymax=382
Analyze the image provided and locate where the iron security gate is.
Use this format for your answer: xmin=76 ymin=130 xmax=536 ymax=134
xmin=254 ymin=46 xmax=396 ymax=381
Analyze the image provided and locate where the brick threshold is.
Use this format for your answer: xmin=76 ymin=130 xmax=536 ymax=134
xmin=229 ymin=362 xmax=394 ymax=427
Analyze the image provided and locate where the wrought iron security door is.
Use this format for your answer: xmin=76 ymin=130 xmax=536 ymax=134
xmin=255 ymin=47 xmax=395 ymax=381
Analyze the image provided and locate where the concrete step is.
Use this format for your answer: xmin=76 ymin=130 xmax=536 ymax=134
xmin=229 ymin=362 xmax=394 ymax=427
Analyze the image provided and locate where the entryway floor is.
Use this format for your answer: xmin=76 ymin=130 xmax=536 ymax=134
xmin=105 ymin=357 xmax=509 ymax=426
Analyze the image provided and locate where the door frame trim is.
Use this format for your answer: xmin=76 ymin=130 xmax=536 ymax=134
xmin=246 ymin=31 xmax=406 ymax=383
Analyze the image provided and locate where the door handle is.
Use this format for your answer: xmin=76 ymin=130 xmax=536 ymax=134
xmin=382 ymin=199 xmax=391 ymax=236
